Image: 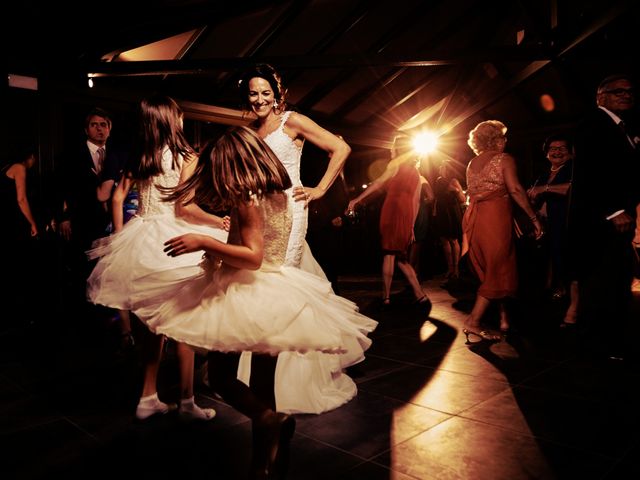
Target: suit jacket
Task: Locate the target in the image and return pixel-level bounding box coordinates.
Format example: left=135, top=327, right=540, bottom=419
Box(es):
left=569, top=108, right=640, bottom=263
left=57, top=142, right=127, bottom=248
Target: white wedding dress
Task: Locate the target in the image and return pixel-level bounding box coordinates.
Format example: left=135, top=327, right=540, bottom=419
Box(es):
left=238, top=112, right=372, bottom=414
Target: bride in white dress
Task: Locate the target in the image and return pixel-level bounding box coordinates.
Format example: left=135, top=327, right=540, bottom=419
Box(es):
left=237, top=64, right=369, bottom=414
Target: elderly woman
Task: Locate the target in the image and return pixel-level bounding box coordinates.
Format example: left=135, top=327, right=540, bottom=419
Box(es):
left=528, top=133, right=578, bottom=325
left=462, top=120, right=543, bottom=342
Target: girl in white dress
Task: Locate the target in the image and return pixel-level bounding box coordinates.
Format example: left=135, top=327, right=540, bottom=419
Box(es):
left=237, top=64, right=365, bottom=414
left=148, top=126, right=376, bottom=478
left=87, top=95, right=229, bottom=421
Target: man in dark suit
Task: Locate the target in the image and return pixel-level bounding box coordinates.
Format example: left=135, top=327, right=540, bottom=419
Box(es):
left=57, top=107, right=126, bottom=317
left=570, top=74, right=640, bottom=362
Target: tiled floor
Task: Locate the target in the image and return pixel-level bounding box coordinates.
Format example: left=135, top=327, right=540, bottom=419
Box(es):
left=1, top=275, right=639, bottom=479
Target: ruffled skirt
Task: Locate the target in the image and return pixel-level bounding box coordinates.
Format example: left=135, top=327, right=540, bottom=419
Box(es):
left=87, top=214, right=229, bottom=311
left=137, top=262, right=376, bottom=356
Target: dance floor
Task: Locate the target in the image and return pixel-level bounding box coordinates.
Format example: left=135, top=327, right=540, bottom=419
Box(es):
left=1, top=274, right=638, bottom=479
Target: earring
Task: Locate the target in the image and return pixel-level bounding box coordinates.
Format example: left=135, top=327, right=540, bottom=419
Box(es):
left=273, top=101, right=279, bottom=110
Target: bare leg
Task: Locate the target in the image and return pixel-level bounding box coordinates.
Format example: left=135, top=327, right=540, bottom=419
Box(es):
left=440, top=238, right=453, bottom=276
left=177, top=342, right=195, bottom=399
left=141, top=332, right=164, bottom=397
left=465, top=295, right=491, bottom=329
left=116, top=310, right=135, bottom=350
left=135, top=332, right=176, bottom=420
left=450, top=239, right=461, bottom=277
left=208, top=352, right=291, bottom=478
left=409, top=242, right=422, bottom=280
left=396, top=259, right=427, bottom=301
left=463, top=295, right=500, bottom=341
left=563, top=280, right=579, bottom=324
left=119, top=309, right=132, bottom=335
left=499, top=301, right=510, bottom=331
left=382, top=254, right=395, bottom=301
left=176, top=343, right=216, bottom=420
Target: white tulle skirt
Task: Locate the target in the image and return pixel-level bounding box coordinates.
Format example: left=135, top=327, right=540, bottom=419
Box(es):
left=87, top=214, right=229, bottom=311
left=87, top=214, right=376, bottom=358
left=136, top=262, right=375, bottom=356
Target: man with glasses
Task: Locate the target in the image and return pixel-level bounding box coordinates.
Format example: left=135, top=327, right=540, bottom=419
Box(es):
left=569, top=74, right=640, bottom=363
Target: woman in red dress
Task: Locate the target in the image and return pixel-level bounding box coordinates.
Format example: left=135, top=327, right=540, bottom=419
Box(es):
left=462, top=120, right=543, bottom=341
left=347, top=151, right=431, bottom=311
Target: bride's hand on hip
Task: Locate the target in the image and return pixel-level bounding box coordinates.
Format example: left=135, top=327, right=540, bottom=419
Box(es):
left=293, top=185, right=322, bottom=207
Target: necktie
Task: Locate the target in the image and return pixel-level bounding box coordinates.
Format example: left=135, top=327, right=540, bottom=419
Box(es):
left=96, top=147, right=105, bottom=174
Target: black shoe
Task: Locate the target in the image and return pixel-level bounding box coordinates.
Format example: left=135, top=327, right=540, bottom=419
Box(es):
left=414, top=296, right=432, bottom=316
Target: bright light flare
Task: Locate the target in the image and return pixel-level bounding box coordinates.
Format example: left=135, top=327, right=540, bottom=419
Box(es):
left=412, top=131, right=439, bottom=155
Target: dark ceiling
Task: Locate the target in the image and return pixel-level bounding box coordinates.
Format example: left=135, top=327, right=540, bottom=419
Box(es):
left=5, top=0, right=640, bottom=171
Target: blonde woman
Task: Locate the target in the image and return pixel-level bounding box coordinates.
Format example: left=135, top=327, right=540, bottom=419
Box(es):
left=462, top=120, right=543, bottom=342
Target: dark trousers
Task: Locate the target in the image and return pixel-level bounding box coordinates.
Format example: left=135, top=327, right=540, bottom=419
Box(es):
left=578, top=231, right=634, bottom=358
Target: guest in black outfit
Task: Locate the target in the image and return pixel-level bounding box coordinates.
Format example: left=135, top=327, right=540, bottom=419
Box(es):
left=432, top=161, right=464, bottom=283
left=56, top=107, right=127, bottom=319
left=569, top=74, right=640, bottom=361
left=1, top=145, right=39, bottom=326
left=528, top=133, right=578, bottom=325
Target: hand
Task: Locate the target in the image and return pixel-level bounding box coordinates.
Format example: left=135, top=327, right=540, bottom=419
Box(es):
left=30, top=225, right=39, bottom=237
left=345, top=199, right=358, bottom=216
left=610, top=212, right=634, bottom=233
left=527, top=186, right=540, bottom=201
left=59, top=220, right=72, bottom=241
left=221, top=215, right=231, bottom=232
left=532, top=218, right=544, bottom=240
left=164, top=233, right=205, bottom=257
left=293, top=185, right=323, bottom=208
left=331, top=216, right=343, bottom=227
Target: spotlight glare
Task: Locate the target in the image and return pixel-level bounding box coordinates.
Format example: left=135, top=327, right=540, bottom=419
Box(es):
left=88, top=77, right=94, bottom=88
left=412, top=131, right=438, bottom=155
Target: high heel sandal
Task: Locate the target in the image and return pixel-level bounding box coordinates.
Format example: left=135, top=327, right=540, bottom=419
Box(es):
left=463, top=328, right=501, bottom=343
left=381, top=297, right=391, bottom=310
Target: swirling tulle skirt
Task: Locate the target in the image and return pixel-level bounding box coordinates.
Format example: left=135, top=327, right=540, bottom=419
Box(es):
left=135, top=263, right=376, bottom=356
left=87, top=214, right=376, bottom=358
left=87, top=214, right=229, bottom=311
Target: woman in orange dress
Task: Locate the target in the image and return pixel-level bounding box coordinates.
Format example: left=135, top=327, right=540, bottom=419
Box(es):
left=462, top=120, right=543, bottom=341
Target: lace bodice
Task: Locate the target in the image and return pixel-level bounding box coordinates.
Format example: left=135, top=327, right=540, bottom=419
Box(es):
left=466, top=153, right=507, bottom=196
left=226, top=193, right=292, bottom=267
left=264, top=112, right=303, bottom=187
left=137, top=147, right=182, bottom=217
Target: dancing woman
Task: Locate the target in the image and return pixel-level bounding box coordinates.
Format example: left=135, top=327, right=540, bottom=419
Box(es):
left=237, top=64, right=372, bottom=415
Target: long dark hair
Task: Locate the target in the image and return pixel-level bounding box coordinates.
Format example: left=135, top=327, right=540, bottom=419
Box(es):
left=132, top=95, right=195, bottom=180
left=169, top=126, right=291, bottom=211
